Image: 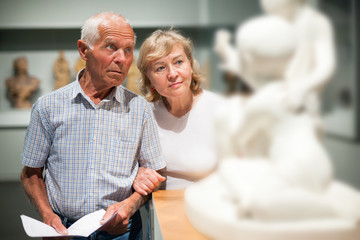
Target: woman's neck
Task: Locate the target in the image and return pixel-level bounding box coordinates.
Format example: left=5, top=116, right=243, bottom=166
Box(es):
left=162, top=89, right=202, bottom=117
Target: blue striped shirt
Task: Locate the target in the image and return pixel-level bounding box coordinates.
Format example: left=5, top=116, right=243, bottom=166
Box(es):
left=22, top=72, right=165, bottom=220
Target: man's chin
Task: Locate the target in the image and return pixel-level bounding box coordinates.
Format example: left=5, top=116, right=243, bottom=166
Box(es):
left=105, top=77, right=125, bottom=85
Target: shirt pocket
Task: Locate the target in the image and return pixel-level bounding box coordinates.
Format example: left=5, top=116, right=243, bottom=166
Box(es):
left=105, top=136, right=139, bottom=178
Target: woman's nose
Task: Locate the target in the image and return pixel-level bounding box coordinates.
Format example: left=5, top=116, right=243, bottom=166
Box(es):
left=167, top=65, right=178, bottom=80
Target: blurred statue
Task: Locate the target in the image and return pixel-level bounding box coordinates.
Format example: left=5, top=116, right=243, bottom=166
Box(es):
left=215, top=0, right=336, bottom=118
left=126, top=60, right=142, bottom=95
left=53, top=51, right=71, bottom=89
left=185, top=15, right=360, bottom=240
left=6, top=57, right=40, bottom=109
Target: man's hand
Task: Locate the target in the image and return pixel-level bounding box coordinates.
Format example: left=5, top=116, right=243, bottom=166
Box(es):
left=133, top=167, right=166, bottom=196
left=99, top=202, right=131, bottom=235
left=42, top=212, right=70, bottom=240
left=21, top=166, right=70, bottom=239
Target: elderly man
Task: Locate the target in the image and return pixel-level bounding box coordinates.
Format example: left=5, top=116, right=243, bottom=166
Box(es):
left=21, top=12, right=166, bottom=240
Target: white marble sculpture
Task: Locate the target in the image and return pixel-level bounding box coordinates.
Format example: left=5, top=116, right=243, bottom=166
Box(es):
left=215, top=0, right=336, bottom=118
left=185, top=13, right=360, bottom=240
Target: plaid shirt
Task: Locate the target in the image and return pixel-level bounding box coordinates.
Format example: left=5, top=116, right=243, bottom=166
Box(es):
left=22, top=71, right=165, bottom=220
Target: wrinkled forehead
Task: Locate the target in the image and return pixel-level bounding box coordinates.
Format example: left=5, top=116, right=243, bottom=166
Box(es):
left=98, top=19, right=135, bottom=42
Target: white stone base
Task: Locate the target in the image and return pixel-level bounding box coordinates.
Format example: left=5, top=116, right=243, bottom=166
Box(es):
left=185, top=173, right=360, bottom=240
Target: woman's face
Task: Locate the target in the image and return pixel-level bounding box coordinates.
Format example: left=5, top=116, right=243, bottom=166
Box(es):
left=146, top=44, right=193, bottom=99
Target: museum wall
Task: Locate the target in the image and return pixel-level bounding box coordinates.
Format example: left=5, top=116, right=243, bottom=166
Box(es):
left=0, top=0, right=360, bottom=191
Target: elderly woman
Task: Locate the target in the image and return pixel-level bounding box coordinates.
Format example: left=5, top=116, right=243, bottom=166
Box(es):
left=134, top=29, right=223, bottom=192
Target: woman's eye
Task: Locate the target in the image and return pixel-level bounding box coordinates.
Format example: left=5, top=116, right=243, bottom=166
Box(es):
left=155, top=66, right=165, bottom=72
left=175, top=60, right=183, bottom=65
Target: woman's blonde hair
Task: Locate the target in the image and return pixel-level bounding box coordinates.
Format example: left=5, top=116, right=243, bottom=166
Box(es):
left=137, top=29, right=203, bottom=102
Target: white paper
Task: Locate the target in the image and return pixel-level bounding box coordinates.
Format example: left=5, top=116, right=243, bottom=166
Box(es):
left=21, top=209, right=106, bottom=238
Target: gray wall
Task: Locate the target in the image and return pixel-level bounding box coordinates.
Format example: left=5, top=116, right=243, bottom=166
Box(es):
left=0, top=128, right=26, bottom=180
left=324, top=137, right=360, bottom=189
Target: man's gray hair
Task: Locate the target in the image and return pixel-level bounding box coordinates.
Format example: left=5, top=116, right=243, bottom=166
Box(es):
left=81, top=12, right=135, bottom=49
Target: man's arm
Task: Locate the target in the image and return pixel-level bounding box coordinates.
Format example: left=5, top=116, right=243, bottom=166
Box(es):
left=21, top=166, right=68, bottom=236
left=100, top=167, right=165, bottom=234
left=99, top=191, right=151, bottom=235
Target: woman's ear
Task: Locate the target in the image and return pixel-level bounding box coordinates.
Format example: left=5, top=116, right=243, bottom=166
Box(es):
left=77, top=40, right=89, bottom=61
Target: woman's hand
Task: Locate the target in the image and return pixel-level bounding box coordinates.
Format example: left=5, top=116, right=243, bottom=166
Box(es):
left=133, top=167, right=166, bottom=196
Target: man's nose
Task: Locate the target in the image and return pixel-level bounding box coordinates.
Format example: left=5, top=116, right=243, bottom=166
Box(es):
left=113, top=49, right=126, bottom=63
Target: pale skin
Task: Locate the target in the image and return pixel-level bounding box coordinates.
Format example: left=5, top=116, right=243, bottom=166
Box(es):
left=133, top=44, right=202, bottom=195
left=147, top=44, right=200, bottom=117
left=133, top=168, right=166, bottom=196
left=21, top=13, right=157, bottom=238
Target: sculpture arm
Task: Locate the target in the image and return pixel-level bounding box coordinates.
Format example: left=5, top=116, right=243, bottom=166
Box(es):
left=302, top=15, right=336, bottom=94
left=285, top=14, right=336, bottom=111
left=214, top=29, right=240, bottom=76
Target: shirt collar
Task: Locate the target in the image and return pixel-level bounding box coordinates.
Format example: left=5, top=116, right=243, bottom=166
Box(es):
left=113, top=85, right=124, bottom=103
left=71, top=69, right=85, bottom=100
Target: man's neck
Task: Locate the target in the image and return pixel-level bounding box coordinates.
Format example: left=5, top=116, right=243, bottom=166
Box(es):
left=78, top=70, right=114, bottom=106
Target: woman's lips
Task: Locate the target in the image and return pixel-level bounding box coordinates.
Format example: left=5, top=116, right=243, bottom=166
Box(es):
left=169, top=82, right=182, bottom=88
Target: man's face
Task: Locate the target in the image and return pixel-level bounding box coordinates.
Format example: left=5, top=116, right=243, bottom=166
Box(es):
left=86, top=20, right=135, bottom=89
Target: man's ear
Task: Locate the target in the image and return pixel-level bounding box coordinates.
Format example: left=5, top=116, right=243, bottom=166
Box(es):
left=77, top=40, right=89, bottom=61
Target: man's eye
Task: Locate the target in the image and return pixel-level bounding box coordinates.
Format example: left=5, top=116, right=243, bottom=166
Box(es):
left=125, top=47, right=133, bottom=53
left=107, top=45, right=116, bottom=50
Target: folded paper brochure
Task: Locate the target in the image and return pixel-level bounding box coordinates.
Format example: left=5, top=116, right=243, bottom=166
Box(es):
left=21, top=209, right=106, bottom=238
